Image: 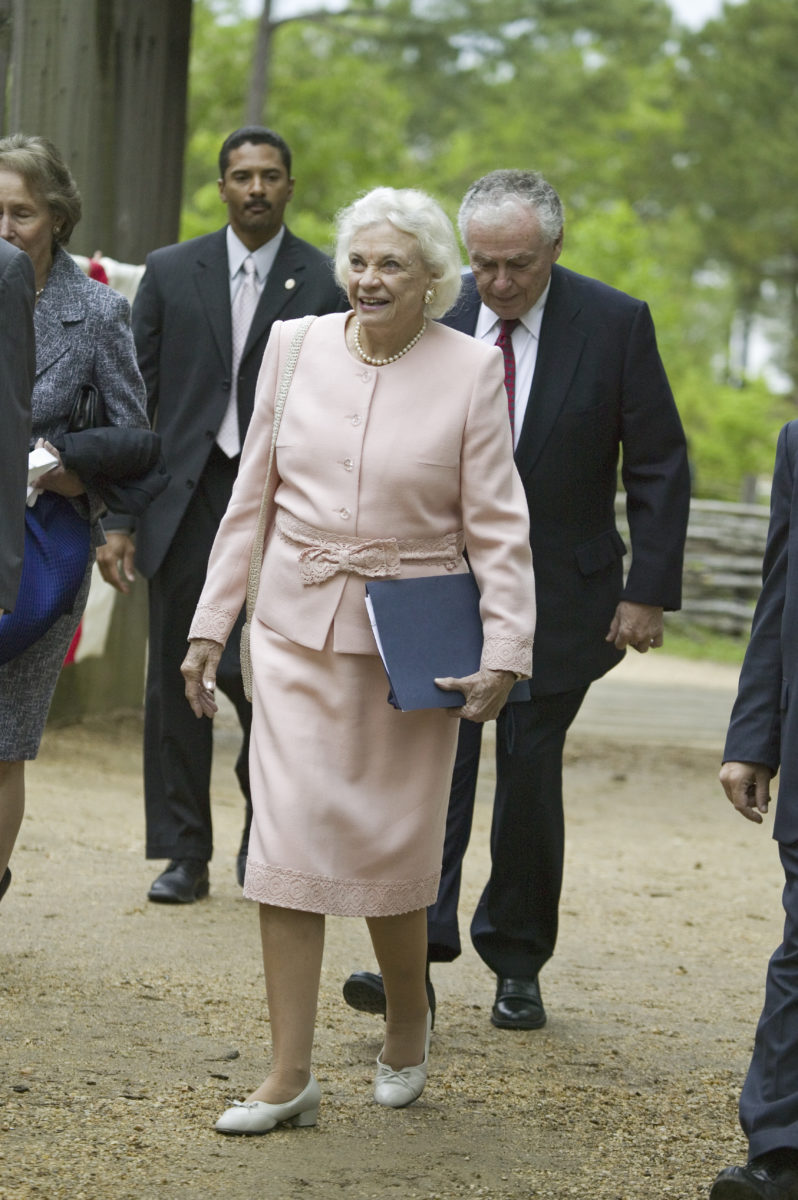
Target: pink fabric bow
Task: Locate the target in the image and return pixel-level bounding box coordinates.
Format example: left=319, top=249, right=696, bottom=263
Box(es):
left=297, top=539, right=402, bottom=586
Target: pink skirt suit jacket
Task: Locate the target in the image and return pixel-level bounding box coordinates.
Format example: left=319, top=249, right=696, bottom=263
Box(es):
left=190, top=313, right=535, bottom=916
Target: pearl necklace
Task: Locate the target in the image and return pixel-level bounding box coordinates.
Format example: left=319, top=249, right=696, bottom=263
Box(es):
left=354, top=318, right=426, bottom=365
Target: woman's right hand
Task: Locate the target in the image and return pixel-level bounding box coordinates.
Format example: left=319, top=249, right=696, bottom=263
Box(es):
left=181, top=638, right=223, bottom=719
left=435, top=667, right=517, bottom=722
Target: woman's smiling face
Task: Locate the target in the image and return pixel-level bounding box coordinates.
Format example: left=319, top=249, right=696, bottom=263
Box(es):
left=346, top=221, right=432, bottom=347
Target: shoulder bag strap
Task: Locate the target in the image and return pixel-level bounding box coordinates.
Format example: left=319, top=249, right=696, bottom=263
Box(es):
left=240, top=315, right=316, bottom=698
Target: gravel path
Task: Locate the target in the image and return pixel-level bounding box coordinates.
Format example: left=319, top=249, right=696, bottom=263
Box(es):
left=0, top=653, right=781, bottom=1200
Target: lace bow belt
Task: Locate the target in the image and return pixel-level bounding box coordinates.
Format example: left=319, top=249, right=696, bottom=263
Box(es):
left=275, top=510, right=465, bottom=586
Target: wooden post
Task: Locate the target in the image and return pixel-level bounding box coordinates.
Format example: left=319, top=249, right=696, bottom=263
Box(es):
left=7, top=0, right=193, bottom=720
left=9, top=0, right=192, bottom=261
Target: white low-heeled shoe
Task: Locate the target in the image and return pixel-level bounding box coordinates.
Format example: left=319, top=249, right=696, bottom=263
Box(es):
left=374, top=1010, right=432, bottom=1109
left=214, top=1074, right=321, bottom=1135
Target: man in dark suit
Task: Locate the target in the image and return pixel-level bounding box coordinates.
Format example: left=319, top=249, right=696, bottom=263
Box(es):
left=0, top=240, right=34, bottom=621
left=0, top=239, right=34, bottom=905
left=710, top=423, right=798, bottom=1200
left=344, top=168, right=690, bottom=1029
left=98, top=127, right=343, bottom=904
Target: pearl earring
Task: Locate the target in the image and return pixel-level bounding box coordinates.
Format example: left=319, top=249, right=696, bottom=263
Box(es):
left=424, top=287, right=436, bottom=306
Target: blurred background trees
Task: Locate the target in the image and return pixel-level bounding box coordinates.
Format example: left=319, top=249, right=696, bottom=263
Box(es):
left=182, top=0, right=798, bottom=500
left=4, top=0, right=796, bottom=500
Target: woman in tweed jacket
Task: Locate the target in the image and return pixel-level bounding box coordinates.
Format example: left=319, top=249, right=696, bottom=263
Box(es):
left=0, top=134, right=148, bottom=903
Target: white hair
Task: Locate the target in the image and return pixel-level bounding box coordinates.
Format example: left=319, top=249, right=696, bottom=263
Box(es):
left=334, top=187, right=462, bottom=319
left=458, top=169, right=564, bottom=248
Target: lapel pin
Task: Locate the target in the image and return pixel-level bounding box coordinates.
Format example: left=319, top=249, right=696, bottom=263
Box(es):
left=284, top=278, right=296, bottom=290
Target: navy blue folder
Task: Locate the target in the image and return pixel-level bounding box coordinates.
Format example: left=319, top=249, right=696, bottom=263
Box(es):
left=365, top=572, right=530, bottom=712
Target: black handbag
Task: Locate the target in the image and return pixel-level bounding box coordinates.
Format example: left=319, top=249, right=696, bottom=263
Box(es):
left=68, top=382, right=106, bottom=432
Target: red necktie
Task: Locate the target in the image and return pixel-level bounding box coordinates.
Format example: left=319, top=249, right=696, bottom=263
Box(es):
left=495, top=318, right=520, bottom=434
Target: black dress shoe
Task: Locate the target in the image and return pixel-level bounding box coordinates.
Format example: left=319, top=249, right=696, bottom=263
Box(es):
left=0, top=867, right=11, bottom=903
left=710, top=1151, right=798, bottom=1199
left=147, top=859, right=209, bottom=904
left=491, top=976, right=547, bottom=1030
left=342, top=969, right=437, bottom=1028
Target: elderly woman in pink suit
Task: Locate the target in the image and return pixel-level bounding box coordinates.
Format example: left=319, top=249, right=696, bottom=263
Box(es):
left=182, top=187, right=535, bottom=1133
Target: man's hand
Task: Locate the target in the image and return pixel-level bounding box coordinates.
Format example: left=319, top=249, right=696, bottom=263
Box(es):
left=181, top=638, right=223, bottom=719
left=719, top=760, right=773, bottom=824
left=606, top=601, right=664, bottom=653
left=96, top=532, right=136, bottom=594
left=435, top=667, right=517, bottom=722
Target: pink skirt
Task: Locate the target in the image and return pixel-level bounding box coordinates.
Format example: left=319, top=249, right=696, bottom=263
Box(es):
left=242, top=618, right=459, bottom=916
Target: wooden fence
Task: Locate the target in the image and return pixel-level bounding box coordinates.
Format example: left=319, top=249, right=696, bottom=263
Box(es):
left=616, top=495, right=770, bottom=638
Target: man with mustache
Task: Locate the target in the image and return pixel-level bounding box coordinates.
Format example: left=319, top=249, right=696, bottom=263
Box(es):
left=98, top=127, right=343, bottom=904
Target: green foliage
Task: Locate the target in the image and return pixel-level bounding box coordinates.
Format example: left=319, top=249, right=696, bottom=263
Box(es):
left=185, top=0, right=795, bottom=500
left=561, top=201, right=792, bottom=498
left=674, top=0, right=798, bottom=384
left=678, top=369, right=790, bottom=500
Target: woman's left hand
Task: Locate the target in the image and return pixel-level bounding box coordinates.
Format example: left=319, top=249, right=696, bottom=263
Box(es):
left=33, top=438, right=85, bottom=497
left=435, top=667, right=517, bottom=723
left=181, top=638, right=223, bottom=719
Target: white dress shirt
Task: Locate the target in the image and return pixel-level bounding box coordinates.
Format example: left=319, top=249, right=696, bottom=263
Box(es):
left=474, top=279, right=551, bottom=449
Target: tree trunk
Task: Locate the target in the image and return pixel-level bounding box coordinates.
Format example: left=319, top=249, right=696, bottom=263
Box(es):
left=0, top=0, right=13, bottom=134
left=10, top=0, right=192, bottom=262
left=246, top=0, right=273, bottom=125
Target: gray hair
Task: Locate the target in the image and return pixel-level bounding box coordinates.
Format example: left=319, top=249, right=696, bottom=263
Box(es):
left=334, top=187, right=462, bottom=319
left=0, top=133, right=82, bottom=246
left=458, top=169, right=564, bottom=248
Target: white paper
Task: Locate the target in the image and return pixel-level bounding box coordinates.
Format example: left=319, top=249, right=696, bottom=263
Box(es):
left=364, top=593, right=390, bottom=674
left=26, top=446, right=59, bottom=504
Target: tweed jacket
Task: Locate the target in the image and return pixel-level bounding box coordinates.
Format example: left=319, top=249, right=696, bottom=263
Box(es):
left=190, top=314, right=536, bottom=671
left=0, top=242, right=35, bottom=612
left=33, top=247, right=148, bottom=531
left=34, top=247, right=148, bottom=443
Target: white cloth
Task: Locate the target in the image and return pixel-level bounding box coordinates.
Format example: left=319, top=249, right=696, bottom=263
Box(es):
left=217, top=255, right=259, bottom=457
left=474, top=280, right=550, bottom=448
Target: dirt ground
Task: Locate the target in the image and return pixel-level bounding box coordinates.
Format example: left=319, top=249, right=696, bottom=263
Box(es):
left=0, top=656, right=785, bottom=1200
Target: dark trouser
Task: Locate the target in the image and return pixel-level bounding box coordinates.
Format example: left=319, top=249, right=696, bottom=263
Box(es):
left=144, top=446, right=252, bottom=861
left=740, top=839, right=798, bottom=1158
left=427, top=686, right=588, bottom=978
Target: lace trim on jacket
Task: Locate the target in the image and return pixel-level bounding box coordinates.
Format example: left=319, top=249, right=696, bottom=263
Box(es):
left=482, top=634, right=534, bottom=678
left=189, top=603, right=238, bottom=646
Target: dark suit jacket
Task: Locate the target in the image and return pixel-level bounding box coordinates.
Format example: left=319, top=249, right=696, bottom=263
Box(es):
left=0, top=242, right=35, bottom=612
left=444, top=265, right=690, bottom=695
left=128, top=225, right=344, bottom=579
left=724, top=420, right=798, bottom=844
